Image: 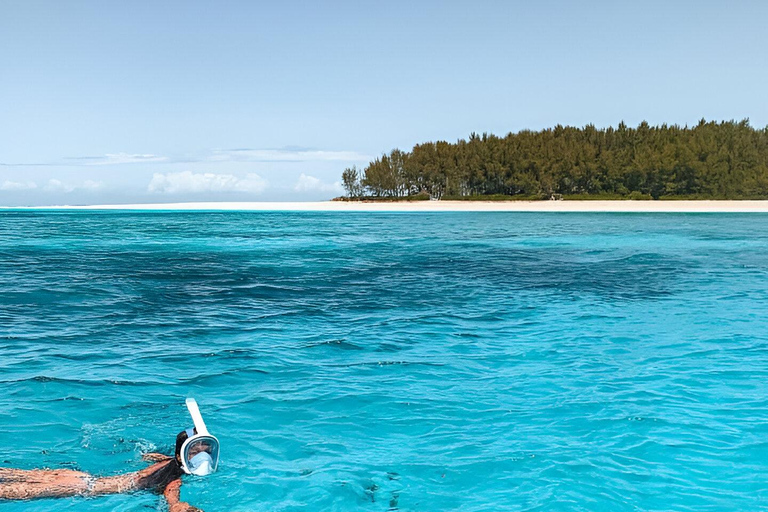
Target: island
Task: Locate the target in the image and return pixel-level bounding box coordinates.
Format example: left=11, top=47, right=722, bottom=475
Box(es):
left=338, top=120, right=768, bottom=201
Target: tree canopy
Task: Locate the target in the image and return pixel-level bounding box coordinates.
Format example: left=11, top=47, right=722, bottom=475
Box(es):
left=341, top=120, right=768, bottom=200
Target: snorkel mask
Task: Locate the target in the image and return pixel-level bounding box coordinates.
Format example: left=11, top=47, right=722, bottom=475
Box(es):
left=179, top=398, right=220, bottom=476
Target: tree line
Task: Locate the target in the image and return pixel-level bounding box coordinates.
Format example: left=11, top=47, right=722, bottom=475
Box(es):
left=341, top=120, right=768, bottom=200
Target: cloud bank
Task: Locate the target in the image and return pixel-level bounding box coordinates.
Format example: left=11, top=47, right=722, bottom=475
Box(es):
left=1, top=145, right=365, bottom=204
left=148, top=171, right=268, bottom=194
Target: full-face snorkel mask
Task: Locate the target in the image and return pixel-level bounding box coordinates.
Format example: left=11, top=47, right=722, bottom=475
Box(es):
left=179, top=398, right=220, bottom=476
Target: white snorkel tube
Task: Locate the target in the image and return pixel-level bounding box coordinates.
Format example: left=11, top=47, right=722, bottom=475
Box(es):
left=186, top=398, right=211, bottom=436
left=179, top=398, right=220, bottom=476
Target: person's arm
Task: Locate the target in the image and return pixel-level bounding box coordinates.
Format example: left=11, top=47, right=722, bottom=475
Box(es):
left=163, top=479, right=203, bottom=512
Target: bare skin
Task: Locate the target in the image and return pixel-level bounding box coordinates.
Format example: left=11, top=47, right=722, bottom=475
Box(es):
left=164, top=478, right=203, bottom=512
left=0, top=454, right=202, bottom=511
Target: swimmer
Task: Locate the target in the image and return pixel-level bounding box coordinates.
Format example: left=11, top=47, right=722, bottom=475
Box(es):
left=0, top=399, right=219, bottom=512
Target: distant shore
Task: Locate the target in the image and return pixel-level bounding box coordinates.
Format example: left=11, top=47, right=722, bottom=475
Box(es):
left=5, top=200, right=768, bottom=212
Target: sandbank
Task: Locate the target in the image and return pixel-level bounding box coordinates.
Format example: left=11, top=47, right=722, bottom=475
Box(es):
left=5, top=200, right=768, bottom=212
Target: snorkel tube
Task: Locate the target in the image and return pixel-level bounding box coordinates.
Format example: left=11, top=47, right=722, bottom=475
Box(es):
left=179, top=398, right=220, bottom=476
left=186, top=398, right=211, bottom=437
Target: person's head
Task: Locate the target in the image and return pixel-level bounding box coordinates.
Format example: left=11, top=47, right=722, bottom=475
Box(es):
left=175, top=427, right=219, bottom=475
left=176, top=399, right=220, bottom=476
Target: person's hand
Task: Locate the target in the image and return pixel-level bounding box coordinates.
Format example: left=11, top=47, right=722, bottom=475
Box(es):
left=142, top=452, right=170, bottom=462
left=170, top=504, right=203, bottom=512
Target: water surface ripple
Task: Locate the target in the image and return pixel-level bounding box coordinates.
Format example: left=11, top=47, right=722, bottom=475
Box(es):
left=1, top=212, right=767, bottom=511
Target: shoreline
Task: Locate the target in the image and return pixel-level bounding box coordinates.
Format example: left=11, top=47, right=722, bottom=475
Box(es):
left=3, top=200, right=768, bottom=212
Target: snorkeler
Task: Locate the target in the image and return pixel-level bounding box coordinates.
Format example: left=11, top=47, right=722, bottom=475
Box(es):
left=0, top=398, right=219, bottom=512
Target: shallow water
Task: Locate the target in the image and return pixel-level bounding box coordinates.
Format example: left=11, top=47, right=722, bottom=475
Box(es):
left=1, top=211, right=767, bottom=511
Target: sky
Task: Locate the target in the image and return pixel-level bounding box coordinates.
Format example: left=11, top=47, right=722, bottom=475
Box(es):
left=1, top=0, right=767, bottom=205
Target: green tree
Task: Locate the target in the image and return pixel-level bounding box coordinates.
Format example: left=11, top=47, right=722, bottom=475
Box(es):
left=341, top=166, right=363, bottom=198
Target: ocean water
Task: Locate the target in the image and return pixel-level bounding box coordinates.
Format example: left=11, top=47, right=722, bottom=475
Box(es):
left=1, top=211, right=767, bottom=511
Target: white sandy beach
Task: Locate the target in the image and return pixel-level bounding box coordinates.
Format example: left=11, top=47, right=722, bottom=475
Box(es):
left=7, top=200, right=768, bottom=212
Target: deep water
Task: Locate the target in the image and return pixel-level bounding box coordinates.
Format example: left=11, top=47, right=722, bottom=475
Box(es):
left=1, top=211, right=768, bottom=511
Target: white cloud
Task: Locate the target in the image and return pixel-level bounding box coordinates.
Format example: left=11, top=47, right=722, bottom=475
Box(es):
left=294, top=173, right=344, bottom=193
left=44, top=179, right=75, bottom=192
left=148, top=171, right=268, bottom=194
left=85, top=153, right=168, bottom=166
left=210, top=148, right=370, bottom=163
left=0, top=180, right=38, bottom=191
left=42, top=179, right=104, bottom=193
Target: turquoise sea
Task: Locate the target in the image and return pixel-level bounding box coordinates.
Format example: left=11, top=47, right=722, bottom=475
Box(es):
left=1, top=211, right=767, bottom=511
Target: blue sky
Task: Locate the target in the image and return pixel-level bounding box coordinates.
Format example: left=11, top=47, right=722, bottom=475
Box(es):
left=1, top=0, right=767, bottom=205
